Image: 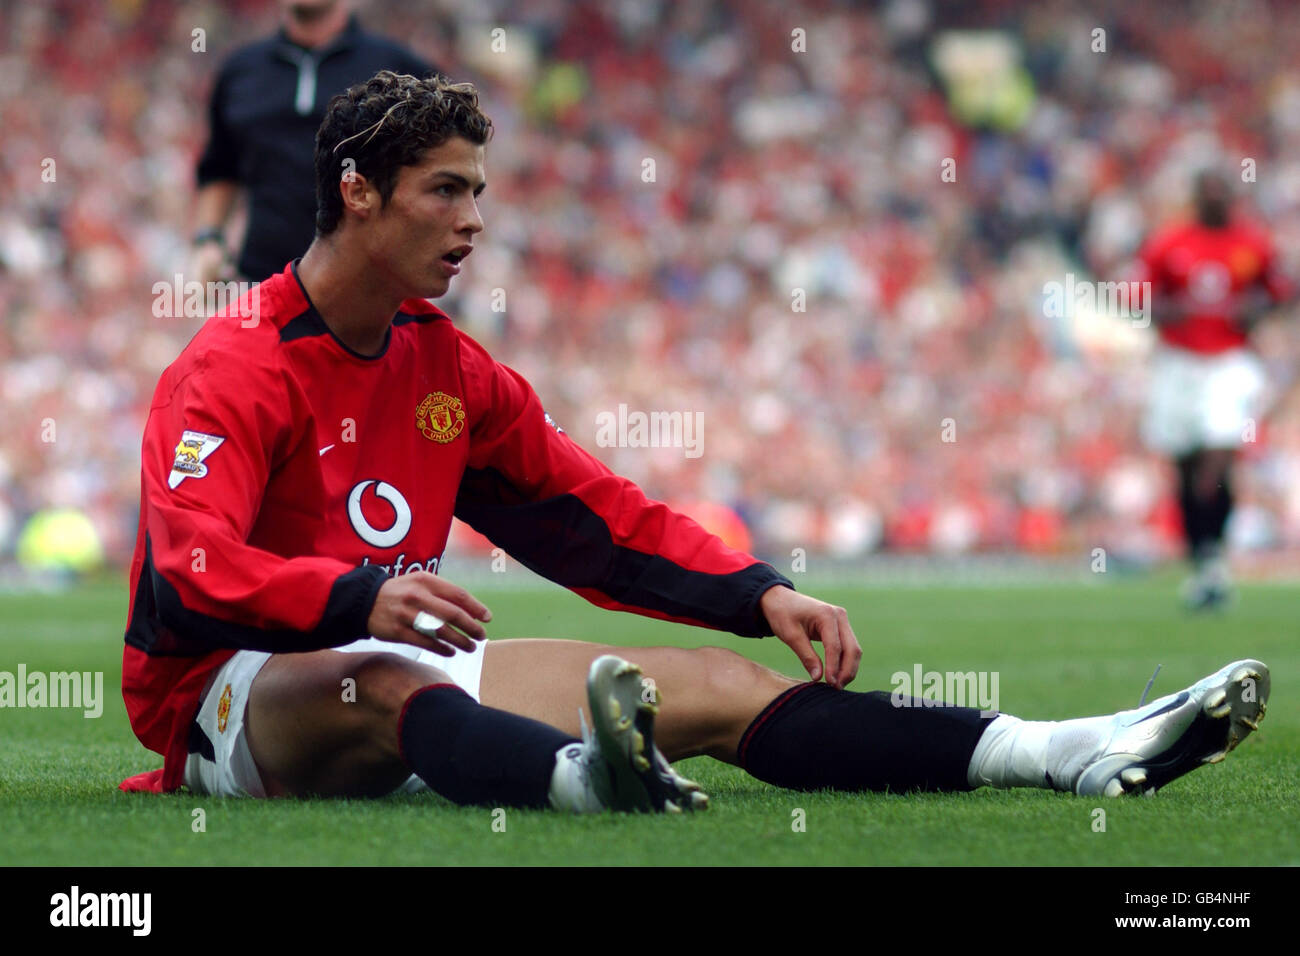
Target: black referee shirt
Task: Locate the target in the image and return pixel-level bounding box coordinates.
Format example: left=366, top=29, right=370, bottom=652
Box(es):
left=196, top=15, right=434, bottom=280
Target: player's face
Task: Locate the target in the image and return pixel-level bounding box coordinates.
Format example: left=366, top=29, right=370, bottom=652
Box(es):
left=371, top=136, right=486, bottom=300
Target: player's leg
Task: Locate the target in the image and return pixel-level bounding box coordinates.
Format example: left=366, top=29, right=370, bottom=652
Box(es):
left=229, top=645, right=695, bottom=811
left=237, top=643, right=703, bottom=811
left=1192, top=446, right=1235, bottom=555
left=1175, top=445, right=1233, bottom=608
left=1180, top=348, right=1265, bottom=607
left=243, top=648, right=579, bottom=804
left=1183, top=445, right=1236, bottom=609
left=482, top=641, right=1269, bottom=797
left=1175, top=449, right=1209, bottom=561
left=480, top=640, right=800, bottom=761
left=1150, top=349, right=1229, bottom=607
left=482, top=640, right=993, bottom=791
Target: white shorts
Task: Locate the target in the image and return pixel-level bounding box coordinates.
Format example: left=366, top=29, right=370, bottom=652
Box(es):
left=183, top=637, right=487, bottom=798
left=1143, top=345, right=1266, bottom=455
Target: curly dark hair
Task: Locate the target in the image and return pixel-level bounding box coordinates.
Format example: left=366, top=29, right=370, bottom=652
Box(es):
left=314, top=71, right=493, bottom=235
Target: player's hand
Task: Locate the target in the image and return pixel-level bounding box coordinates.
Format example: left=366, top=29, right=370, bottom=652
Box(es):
left=366, top=572, right=492, bottom=657
left=191, top=239, right=233, bottom=286
left=759, top=585, right=860, bottom=689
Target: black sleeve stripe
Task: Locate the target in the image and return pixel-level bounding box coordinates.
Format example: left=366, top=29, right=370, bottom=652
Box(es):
left=188, top=720, right=216, bottom=761
left=124, top=533, right=387, bottom=656
left=454, top=467, right=793, bottom=637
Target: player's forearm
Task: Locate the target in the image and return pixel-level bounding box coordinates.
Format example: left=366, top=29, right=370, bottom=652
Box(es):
left=456, top=474, right=793, bottom=635
left=144, top=497, right=386, bottom=652
left=1235, top=288, right=1282, bottom=334
left=193, top=180, right=239, bottom=237
left=148, top=539, right=387, bottom=653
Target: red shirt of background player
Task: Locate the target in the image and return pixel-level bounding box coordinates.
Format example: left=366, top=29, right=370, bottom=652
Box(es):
left=1134, top=219, right=1290, bottom=354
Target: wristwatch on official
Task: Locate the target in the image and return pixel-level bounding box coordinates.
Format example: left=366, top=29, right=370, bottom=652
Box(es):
left=192, top=227, right=225, bottom=247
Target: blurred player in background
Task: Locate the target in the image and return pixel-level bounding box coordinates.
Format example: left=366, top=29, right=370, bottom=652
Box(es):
left=191, top=0, right=434, bottom=284
left=1133, top=170, right=1292, bottom=609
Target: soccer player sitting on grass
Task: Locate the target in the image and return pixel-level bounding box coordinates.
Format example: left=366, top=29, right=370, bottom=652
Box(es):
left=121, top=71, right=1269, bottom=811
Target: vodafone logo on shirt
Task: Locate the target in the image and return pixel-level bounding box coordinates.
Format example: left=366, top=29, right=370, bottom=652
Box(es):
left=1187, top=261, right=1232, bottom=305
left=346, top=480, right=442, bottom=577
left=347, top=480, right=412, bottom=547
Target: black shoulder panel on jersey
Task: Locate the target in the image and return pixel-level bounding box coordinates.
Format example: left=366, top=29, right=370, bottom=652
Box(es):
left=279, top=308, right=326, bottom=343
left=454, top=467, right=791, bottom=637
left=392, top=310, right=442, bottom=327
left=124, top=534, right=388, bottom=655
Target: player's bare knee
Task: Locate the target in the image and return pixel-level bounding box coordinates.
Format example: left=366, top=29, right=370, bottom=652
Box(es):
left=691, top=646, right=790, bottom=701
left=342, top=652, right=453, bottom=751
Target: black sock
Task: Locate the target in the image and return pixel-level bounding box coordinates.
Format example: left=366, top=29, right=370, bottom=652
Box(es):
left=1176, top=452, right=1207, bottom=558
left=397, top=684, right=577, bottom=808
left=1178, top=452, right=1234, bottom=563
left=1204, top=471, right=1233, bottom=551
left=738, top=683, right=996, bottom=792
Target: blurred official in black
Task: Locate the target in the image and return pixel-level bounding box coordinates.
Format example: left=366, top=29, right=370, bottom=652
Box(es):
left=191, top=0, right=435, bottom=282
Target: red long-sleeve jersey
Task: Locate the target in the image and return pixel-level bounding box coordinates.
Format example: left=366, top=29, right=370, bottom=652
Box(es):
left=1134, top=220, right=1289, bottom=354
left=122, top=263, right=791, bottom=792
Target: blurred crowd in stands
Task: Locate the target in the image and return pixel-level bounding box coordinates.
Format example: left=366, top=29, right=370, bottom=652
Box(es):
left=4, top=0, right=1300, bottom=572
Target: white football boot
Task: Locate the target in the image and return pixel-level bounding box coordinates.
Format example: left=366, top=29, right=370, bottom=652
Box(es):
left=550, top=655, right=708, bottom=813
left=1073, top=659, right=1269, bottom=797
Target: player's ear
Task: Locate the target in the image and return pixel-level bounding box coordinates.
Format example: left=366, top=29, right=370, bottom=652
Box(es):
left=338, top=172, right=376, bottom=221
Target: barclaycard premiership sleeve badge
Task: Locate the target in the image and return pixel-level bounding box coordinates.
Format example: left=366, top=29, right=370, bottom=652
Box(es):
left=168, top=430, right=226, bottom=489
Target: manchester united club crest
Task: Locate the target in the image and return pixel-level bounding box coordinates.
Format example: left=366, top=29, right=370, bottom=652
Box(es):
left=1229, top=245, right=1261, bottom=281
left=216, top=683, right=233, bottom=734
left=416, top=391, right=466, bottom=443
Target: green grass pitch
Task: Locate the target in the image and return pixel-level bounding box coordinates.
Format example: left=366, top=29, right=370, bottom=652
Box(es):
left=1, top=574, right=1296, bottom=866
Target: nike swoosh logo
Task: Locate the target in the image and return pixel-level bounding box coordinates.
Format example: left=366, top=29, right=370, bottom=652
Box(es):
left=1130, top=691, right=1190, bottom=725
left=318, top=444, right=335, bottom=456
